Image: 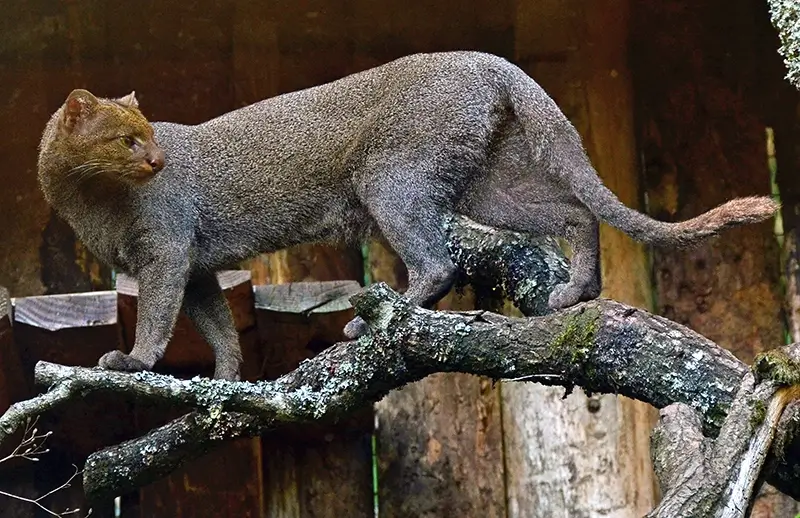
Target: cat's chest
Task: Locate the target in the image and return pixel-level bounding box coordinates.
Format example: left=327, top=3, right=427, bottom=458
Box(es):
left=70, top=218, right=126, bottom=270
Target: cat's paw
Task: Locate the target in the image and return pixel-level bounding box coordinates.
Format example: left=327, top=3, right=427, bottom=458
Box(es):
left=547, top=283, right=584, bottom=310
left=343, top=316, right=370, bottom=339
left=214, top=362, right=241, bottom=381
left=98, top=350, right=149, bottom=372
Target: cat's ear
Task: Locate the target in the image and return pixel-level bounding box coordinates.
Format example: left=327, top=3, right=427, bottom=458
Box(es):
left=63, top=89, right=98, bottom=132
left=117, top=91, right=139, bottom=109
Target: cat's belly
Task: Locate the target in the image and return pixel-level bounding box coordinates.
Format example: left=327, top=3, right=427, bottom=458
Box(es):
left=192, top=196, right=374, bottom=270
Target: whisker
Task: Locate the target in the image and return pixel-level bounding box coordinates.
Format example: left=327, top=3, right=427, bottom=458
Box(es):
left=65, top=160, right=116, bottom=182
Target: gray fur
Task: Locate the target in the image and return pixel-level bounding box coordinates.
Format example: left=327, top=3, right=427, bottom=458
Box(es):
left=37, top=51, right=778, bottom=380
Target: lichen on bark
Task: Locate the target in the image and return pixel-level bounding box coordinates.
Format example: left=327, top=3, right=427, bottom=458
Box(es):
left=769, top=0, right=800, bottom=89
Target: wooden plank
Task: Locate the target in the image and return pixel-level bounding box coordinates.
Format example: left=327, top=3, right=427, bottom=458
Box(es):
left=37, top=0, right=113, bottom=295
left=14, top=290, right=121, bottom=388
left=0, top=286, right=26, bottom=421
left=228, top=5, right=373, bottom=514
left=135, top=433, right=264, bottom=518
left=255, top=281, right=360, bottom=381
left=12, top=290, right=131, bottom=516
left=103, top=0, right=235, bottom=124
left=0, top=286, right=36, bottom=518
left=631, top=1, right=797, bottom=515
left=234, top=1, right=365, bottom=287
left=255, top=282, right=373, bottom=518
left=0, top=0, right=98, bottom=298
left=116, top=271, right=261, bottom=380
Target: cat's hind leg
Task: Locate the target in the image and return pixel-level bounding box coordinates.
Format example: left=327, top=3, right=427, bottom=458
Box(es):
left=345, top=173, right=458, bottom=339
left=466, top=189, right=602, bottom=310
left=547, top=216, right=601, bottom=309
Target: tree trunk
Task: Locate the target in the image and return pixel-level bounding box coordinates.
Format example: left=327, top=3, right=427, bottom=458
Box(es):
left=631, top=0, right=798, bottom=515
left=504, top=2, right=658, bottom=516
left=371, top=237, right=507, bottom=518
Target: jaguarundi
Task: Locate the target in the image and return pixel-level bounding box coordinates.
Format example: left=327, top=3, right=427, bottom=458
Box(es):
left=37, top=51, right=778, bottom=380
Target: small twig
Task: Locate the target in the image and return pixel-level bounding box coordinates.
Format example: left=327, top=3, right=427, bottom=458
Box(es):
left=0, top=465, right=88, bottom=517
left=0, top=419, right=90, bottom=517
left=0, top=416, right=52, bottom=464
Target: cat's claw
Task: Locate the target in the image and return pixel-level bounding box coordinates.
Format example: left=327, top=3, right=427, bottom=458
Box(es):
left=343, top=316, right=370, bottom=339
left=98, top=350, right=149, bottom=373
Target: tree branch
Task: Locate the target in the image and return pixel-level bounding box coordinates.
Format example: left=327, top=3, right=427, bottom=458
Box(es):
left=0, top=285, right=756, bottom=501
left=0, top=215, right=798, bottom=508
left=648, top=345, right=800, bottom=517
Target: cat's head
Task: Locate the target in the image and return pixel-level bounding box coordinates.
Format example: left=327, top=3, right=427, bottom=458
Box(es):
left=51, top=89, right=166, bottom=184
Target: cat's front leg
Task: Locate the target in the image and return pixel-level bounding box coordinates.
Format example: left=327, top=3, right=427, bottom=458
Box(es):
left=98, top=255, right=190, bottom=374
left=182, top=273, right=242, bottom=381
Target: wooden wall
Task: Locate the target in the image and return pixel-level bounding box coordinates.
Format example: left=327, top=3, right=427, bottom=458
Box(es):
left=0, top=0, right=798, bottom=517
left=631, top=0, right=800, bottom=514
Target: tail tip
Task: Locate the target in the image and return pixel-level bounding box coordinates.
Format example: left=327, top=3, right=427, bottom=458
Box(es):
left=739, top=195, right=781, bottom=220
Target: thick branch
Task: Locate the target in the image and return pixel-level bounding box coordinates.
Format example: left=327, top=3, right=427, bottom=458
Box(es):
left=1, top=283, right=756, bottom=500
left=0, top=216, right=797, bottom=505
left=444, top=214, right=569, bottom=316
left=83, top=411, right=261, bottom=500
left=649, top=345, right=800, bottom=517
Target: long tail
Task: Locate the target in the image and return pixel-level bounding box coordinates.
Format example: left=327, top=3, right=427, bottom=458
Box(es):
left=571, top=178, right=778, bottom=247
left=503, top=64, right=779, bottom=248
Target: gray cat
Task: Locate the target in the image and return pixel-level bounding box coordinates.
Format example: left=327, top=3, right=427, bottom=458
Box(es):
left=37, top=51, right=778, bottom=380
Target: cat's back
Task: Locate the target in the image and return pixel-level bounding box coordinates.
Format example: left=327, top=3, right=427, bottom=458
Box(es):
left=168, top=50, right=517, bottom=159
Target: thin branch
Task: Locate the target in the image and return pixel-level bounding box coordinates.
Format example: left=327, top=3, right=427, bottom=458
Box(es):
left=0, top=466, right=87, bottom=517
left=0, top=381, right=75, bottom=446
left=0, top=417, right=52, bottom=464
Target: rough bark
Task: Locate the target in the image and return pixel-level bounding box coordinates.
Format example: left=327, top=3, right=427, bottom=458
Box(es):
left=374, top=214, right=567, bottom=518
left=2, top=214, right=798, bottom=512
left=0, top=284, right=786, bottom=505
left=649, top=345, right=800, bottom=517
left=508, top=1, right=659, bottom=515
left=768, top=0, right=800, bottom=89
left=632, top=2, right=794, bottom=514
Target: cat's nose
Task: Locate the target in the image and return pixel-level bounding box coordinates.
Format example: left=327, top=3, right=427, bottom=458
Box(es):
left=147, top=152, right=164, bottom=173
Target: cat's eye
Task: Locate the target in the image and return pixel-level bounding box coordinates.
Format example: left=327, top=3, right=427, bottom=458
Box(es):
left=119, top=135, right=136, bottom=148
